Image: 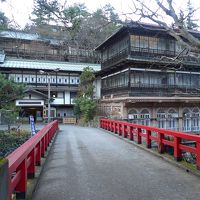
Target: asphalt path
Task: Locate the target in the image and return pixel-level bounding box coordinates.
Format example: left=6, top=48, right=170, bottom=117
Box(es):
left=33, top=125, right=200, bottom=200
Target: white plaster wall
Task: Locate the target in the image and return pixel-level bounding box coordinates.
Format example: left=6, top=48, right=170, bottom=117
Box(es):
left=51, top=98, right=64, bottom=105
left=65, top=91, right=70, bottom=104
left=23, top=93, right=43, bottom=100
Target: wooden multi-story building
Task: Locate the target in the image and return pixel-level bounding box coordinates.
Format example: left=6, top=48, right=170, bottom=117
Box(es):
left=0, top=29, right=99, bottom=63
left=0, top=29, right=100, bottom=122
left=96, top=22, right=200, bottom=132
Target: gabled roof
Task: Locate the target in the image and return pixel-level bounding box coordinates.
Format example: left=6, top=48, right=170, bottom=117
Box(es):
left=0, top=57, right=101, bottom=72
left=95, top=22, right=168, bottom=50
left=95, top=22, right=200, bottom=51
left=25, top=88, right=48, bottom=99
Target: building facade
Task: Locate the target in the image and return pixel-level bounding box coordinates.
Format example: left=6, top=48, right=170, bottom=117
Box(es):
left=96, top=23, right=200, bottom=132
left=0, top=29, right=100, bottom=122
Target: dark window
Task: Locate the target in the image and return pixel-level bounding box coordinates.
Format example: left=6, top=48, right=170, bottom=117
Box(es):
left=32, top=78, right=34, bottom=82
left=25, top=77, right=27, bottom=81
left=59, top=78, right=61, bottom=83
left=29, top=94, right=31, bottom=99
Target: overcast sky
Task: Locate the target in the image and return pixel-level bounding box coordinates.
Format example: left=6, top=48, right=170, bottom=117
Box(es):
left=0, top=0, right=199, bottom=28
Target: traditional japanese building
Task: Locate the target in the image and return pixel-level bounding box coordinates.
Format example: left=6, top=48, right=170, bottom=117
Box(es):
left=0, top=29, right=100, bottom=122
left=96, top=22, right=200, bottom=132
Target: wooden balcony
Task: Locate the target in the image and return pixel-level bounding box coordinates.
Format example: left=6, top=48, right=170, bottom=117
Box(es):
left=101, top=83, right=200, bottom=97
left=101, top=47, right=200, bottom=70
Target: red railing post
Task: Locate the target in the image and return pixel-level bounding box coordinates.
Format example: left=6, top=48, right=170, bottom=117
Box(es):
left=174, top=137, right=182, bottom=161
left=119, top=123, right=122, bottom=136
left=41, top=137, right=45, bottom=157
left=45, top=133, right=48, bottom=149
left=137, top=128, right=142, bottom=144
left=15, top=160, right=27, bottom=199
left=117, top=122, right=120, bottom=134
left=27, top=149, right=35, bottom=178
left=109, top=121, right=112, bottom=131
left=113, top=122, right=117, bottom=133
left=110, top=121, right=113, bottom=132
left=123, top=124, right=128, bottom=138
left=158, top=132, right=164, bottom=153
left=36, top=141, right=41, bottom=166
left=196, top=142, right=200, bottom=170
left=129, top=126, right=134, bottom=140
left=146, top=130, right=151, bottom=148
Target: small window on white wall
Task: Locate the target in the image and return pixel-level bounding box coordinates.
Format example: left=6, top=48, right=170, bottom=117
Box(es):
left=17, top=77, right=21, bottom=82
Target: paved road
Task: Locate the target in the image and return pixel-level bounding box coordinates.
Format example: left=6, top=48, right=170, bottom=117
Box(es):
left=33, top=125, right=200, bottom=200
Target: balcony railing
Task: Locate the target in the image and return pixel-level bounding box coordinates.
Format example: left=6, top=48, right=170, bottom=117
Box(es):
left=101, top=47, right=200, bottom=69
left=2, top=47, right=98, bottom=63
left=101, top=83, right=200, bottom=96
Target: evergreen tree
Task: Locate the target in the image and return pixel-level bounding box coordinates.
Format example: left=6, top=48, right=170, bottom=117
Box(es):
left=0, top=74, right=24, bottom=108
left=0, top=74, right=24, bottom=131
left=74, top=67, right=97, bottom=123
left=186, top=0, right=199, bottom=30
left=31, top=1, right=120, bottom=49
left=0, top=11, right=9, bottom=30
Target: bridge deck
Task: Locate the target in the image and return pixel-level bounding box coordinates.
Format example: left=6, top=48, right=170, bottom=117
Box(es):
left=33, top=125, right=200, bottom=200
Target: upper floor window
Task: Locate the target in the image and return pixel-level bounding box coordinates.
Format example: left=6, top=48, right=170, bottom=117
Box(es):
left=140, top=36, right=148, bottom=48
left=131, top=35, right=140, bottom=48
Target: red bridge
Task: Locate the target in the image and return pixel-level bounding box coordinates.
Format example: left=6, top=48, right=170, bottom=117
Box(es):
left=2, top=119, right=200, bottom=200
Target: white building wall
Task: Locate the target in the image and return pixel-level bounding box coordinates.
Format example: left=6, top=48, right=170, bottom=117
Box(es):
left=65, top=91, right=70, bottom=104
left=51, top=98, right=64, bottom=105
left=23, top=93, right=43, bottom=100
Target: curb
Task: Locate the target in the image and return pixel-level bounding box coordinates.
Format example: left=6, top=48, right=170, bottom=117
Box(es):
left=99, top=128, right=200, bottom=178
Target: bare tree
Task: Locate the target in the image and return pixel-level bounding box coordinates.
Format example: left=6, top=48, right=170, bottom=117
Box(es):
left=129, top=0, right=200, bottom=58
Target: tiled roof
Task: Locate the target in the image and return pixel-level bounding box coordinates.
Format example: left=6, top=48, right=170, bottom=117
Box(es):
left=0, top=58, right=101, bottom=72
left=0, top=30, right=63, bottom=45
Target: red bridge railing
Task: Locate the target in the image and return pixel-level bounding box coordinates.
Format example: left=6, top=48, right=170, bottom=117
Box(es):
left=6, top=120, right=58, bottom=200
left=100, top=118, right=200, bottom=169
